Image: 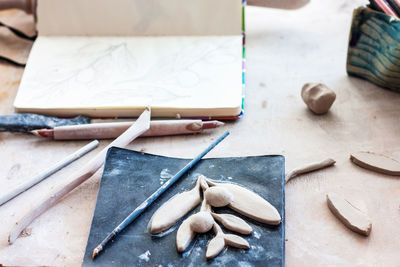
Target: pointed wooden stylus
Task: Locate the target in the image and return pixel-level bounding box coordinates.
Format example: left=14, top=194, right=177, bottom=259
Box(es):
left=8, top=107, right=151, bottom=244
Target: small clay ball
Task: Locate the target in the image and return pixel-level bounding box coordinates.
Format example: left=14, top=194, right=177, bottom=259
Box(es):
left=190, top=212, right=214, bottom=233
left=205, top=186, right=234, bottom=207
left=301, top=83, right=336, bottom=114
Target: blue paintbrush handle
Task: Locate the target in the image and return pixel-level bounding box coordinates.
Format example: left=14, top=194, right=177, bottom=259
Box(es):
left=92, top=131, right=230, bottom=259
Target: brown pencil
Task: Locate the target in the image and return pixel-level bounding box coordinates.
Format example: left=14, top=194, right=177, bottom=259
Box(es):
left=31, top=120, right=224, bottom=140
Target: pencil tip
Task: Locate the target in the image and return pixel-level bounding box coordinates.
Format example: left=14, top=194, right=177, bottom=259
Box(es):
left=30, top=129, right=54, bottom=138
left=214, top=121, right=225, bottom=127
left=30, top=130, right=39, bottom=136
left=202, top=120, right=224, bottom=129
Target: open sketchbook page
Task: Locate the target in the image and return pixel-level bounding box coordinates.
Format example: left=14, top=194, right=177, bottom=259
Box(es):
left=14, top=36, right=243, bottom=117
left=36, top=0, right=242, bottom=36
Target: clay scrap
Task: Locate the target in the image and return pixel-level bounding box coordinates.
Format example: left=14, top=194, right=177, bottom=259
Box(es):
left=350, top=152, right=400, bottom=176
left=326, top=193, right=372, bottom=236
left=301, top=83, right=336, bottom=114
left=286, top=158, right=336, bottom=183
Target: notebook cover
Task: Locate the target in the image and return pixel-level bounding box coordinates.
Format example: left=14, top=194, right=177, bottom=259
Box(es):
left=82, top=147, right=285, bottom=266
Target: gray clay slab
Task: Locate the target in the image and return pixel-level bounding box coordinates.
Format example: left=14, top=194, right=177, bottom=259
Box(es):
left=83, top=147, right=285, bottom=267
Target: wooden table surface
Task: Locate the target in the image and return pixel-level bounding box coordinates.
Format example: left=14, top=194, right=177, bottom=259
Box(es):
left=1, top=0, right=400, bottom=266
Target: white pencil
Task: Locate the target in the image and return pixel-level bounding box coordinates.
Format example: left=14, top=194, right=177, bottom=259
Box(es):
left=0, top=140, right=99, bottom=206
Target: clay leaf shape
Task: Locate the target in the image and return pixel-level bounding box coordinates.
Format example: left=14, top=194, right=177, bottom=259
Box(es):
left=206, top=235, right=225, bottom=260
left=326, top=192, right=372, bottom=236
left=150, top=177, right=201, bottom=234
left=223, top=234, right=249, bottom=249
left=206, top=180, right=281, bottom=225
left=211, top=212, right=252, bottom=235
left=176, top=217, right=196, bottom=252
left=206, top=223, right=249, bottom=260
left=350, top=152, right=400, bottom=176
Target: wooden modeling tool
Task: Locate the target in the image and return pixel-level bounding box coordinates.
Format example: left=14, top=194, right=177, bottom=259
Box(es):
left=31, top=120, right=224, bottom=140
left=0, top=140, right=99, bottom=206
left=91, top=131, right=230, bottom=259
left=8, top=107, right=151, bottom=244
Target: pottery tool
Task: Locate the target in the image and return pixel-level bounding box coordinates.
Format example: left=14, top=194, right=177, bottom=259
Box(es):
left=8, top=107, right=151, bottom=244
left=0, top=113, right=90, bottom=132
left=91, top=131, right=230, bottom=259
left=0, top=140, right=99, bottom=206
left=31, top=120, right=224, bottom=140
left=369, top=0, right=399, bottom=17
left=82, top=148, right=285, bottom=266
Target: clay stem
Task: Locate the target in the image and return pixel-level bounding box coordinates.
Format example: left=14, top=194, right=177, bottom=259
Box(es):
left=286, top=158, right=336, bottom=183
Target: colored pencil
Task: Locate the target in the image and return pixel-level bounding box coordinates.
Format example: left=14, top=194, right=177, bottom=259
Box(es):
left=31, top=120, right=224, bottom=140
left=8, top=107, right=151, bottom=244
left=386, top=0, right=400, bottom=16
left=91, top=131, right=230, bottom=259
left=0, top=140, right=99, bottom=206
left=370, top=0, right=399, bottom=17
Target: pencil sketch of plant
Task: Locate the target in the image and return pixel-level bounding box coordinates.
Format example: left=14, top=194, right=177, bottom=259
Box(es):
left=18, top=36, right=241, bottom=108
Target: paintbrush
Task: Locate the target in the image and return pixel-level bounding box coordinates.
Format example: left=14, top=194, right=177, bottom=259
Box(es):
left=91, top=131, right=230, bottom=259
left=31, top=120, right=224, bottom=140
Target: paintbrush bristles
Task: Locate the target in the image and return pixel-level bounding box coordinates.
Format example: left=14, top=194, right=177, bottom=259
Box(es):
left=92, top=246, right=102, bottom=259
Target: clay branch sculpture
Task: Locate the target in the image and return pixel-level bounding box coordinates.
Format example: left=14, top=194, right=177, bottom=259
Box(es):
left=150, top=174, right=280, bottom=260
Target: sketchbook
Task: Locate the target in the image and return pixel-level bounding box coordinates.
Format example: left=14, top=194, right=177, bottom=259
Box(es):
left=14, top=0, right=245, bottom=118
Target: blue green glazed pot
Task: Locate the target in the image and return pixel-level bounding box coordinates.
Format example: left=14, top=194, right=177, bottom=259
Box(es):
left=347, top=6, right=400, bottom=92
